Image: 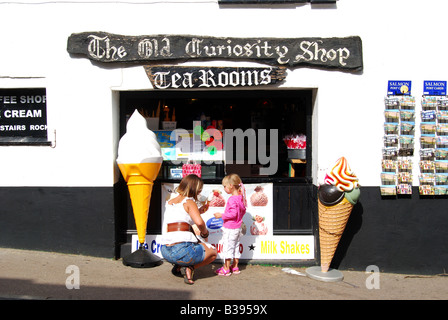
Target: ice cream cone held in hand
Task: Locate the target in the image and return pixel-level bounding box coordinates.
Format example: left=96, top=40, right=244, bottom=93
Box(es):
left=117, top=110, right=163, bottom=245
left=318, top=157, right=360, bottom=273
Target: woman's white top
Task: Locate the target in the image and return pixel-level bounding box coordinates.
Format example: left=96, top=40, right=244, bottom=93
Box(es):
left=160, top=196, right=198, bottom=245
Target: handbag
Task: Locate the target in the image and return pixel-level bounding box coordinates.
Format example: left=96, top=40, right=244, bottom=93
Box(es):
left=182, top=161, right=202, bottom=178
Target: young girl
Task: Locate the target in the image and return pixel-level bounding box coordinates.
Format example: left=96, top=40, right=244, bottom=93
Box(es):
left=214, top=173, right=247, bottom=276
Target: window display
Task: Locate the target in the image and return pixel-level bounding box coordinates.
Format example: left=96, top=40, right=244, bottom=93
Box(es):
left=120, top=90, right=310, bottom=179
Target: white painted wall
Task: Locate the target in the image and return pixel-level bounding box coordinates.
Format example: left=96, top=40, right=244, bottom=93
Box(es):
left=0, top=0, right=446, bottom=187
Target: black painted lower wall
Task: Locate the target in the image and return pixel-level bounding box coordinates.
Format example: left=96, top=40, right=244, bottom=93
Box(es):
left=330, top=186, right=448, bottom=275
left=0, top=187, right=115, bottom=258
left=0, top=185, right=447, bottom=274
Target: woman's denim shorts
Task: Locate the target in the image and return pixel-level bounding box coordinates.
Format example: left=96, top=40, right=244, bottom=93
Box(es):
left=161, top=242, right=205, bottom=266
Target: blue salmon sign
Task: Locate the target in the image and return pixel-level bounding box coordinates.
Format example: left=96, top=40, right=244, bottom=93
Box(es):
left=423, top=81, right=447, bottom=96
left=388, top=80, right=412, bottom=95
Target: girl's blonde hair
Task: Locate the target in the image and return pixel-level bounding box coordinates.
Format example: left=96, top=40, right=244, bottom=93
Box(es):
left=222, top=173, right=242, bottom=190
left=176, top=174, right=203, bottom=201
left=222, top=173, right=247, bottom=207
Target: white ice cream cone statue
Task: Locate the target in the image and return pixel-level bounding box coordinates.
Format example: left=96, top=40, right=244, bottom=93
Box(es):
left=117, top=110, right=163, bottom=267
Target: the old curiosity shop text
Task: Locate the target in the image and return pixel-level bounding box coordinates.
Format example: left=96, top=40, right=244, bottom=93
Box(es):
left=67, top=32, right=363, bottom=71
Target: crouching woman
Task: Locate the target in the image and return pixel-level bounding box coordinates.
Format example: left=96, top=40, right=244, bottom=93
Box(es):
left=160, top=174, right=217, bottom=285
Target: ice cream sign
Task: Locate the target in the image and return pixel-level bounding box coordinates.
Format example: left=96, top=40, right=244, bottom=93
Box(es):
left=133, top=182, right=315, bottom=260
left=0, top=88, right=48, bottom=143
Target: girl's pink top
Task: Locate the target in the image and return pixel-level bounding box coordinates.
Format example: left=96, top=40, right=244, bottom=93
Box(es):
left=221, top=195, right=246, bottom=229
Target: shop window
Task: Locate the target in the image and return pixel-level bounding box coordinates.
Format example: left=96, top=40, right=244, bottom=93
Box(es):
left=119, top=90, right=312, bottom=180
left=118, top=89, right=313, bottom=238
left=0, top=88, right=50, bottom=146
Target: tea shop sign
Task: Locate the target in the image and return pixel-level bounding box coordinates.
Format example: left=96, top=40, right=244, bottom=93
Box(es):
left=144, top=65, right=286, bottom=89
left=67, top=32, right=363, bottom=71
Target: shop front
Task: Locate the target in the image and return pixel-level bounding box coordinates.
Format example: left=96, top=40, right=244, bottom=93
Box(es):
left=3, top=1, right=448, bottom=275
left=81, top=32, right=354, bottom=265
left=115, top=88, right=316, bottom=264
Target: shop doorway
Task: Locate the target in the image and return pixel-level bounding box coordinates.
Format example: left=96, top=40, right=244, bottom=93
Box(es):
left=115, top=89, right=314, bottom=257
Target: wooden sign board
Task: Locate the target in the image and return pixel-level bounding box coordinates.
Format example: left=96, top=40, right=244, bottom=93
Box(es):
left=67, top=32, right=363, bottom=71
left=144, top=65, right=286, bottom=89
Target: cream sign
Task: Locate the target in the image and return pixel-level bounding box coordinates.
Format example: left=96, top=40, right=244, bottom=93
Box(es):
left=131, top=182, right=314, bottom=260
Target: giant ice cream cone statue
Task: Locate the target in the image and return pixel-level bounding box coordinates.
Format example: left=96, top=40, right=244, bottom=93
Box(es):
left=117, top=110, right=163, bottom=267
left=307, top=157, right=360, bottom=281
left=317, top=196, right=353, bottom=272
left=117, top=162, right=161, bottom=244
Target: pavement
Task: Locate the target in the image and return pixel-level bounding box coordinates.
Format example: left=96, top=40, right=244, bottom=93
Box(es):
left=1, top=247, right=448, bottom=304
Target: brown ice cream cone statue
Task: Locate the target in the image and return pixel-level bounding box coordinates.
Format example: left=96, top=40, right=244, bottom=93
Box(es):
left=318, top=198, right=353, bottom=272
left=118, top=162, right=162, bottom=245
left=307, top=157, right=360, bottom=281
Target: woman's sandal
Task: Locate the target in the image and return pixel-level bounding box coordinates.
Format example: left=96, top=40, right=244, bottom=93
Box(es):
left=171, top=264, right=182, bottom=277
left=181, top=266, right=195, bottom=285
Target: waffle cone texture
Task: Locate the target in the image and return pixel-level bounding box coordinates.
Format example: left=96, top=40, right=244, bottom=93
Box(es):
left=318, top=199, right=353, bottom=272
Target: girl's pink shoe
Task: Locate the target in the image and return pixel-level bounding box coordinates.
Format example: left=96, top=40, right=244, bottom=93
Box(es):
left=215, top=267, right=231, bottom=276
left=231, top=267, right=240, bottom=274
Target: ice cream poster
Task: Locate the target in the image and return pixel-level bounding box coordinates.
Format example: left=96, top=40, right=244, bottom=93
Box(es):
left=199, top=183, right=274, bottom=238
left=160, top=182, right=274, bottom=240
left=132, top=182, right=314, bottom=260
